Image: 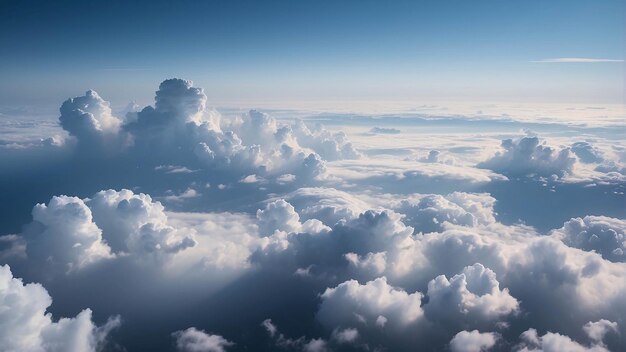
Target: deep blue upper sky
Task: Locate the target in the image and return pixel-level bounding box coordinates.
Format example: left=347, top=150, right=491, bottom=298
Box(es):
left=0, top=0, right=623, bottom=107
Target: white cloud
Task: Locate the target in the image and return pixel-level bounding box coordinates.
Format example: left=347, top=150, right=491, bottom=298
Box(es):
left=531, top=58, right=623, bottom=63
left=24, top=195, right=114, bottom=272
left=331, top=327, right=359, bottom=344
left=256, top=199, right=328, bottom=236
left=425, top=263, right=519, bottom=328
left=515, top=320, right=618, bottom=352
left=59, top=90, right=125, bottom=150
left=479, top=136, right=576, bottom=177
left=87, top=189, right=197, bottom=260
left=551, top=216, right=626, bottom=262
left=0, top=264, right=119, bottom=352
left=317, top=277, right=424, bottom=330
left=449, top=330, right=498, bottom=352
left=396, top=192, right=496, bottom=233
left=172, top=327, right=233, bottom=352
left=261, top=319, right=328, bottom=351
left=280, top=187, right=371, bottom=225
left=582, top=319, right=618, bottom=344
left=22, top=189, right=197, bottom=273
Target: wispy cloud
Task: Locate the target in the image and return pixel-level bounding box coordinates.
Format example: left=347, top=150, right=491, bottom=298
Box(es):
left=531, top=58, right=623, bottom=63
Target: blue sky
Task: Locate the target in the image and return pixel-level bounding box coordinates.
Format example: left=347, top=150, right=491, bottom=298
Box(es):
left=0, top=0, right=623, bottom=107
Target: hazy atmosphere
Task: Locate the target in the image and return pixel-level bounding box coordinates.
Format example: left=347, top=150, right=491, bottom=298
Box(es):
left=1, top=1, right=624, bottom=351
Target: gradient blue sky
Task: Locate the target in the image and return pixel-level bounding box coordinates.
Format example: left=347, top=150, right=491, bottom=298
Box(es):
left=0, top=0, right=623, bottom=108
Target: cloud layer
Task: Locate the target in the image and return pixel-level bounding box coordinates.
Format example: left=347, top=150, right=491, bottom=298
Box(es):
left=0, top=78, right=624, bottom=351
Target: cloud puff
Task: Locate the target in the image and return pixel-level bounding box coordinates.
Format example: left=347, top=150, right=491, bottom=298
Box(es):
left=571, top=142, right=604, bottom=164
left=87, top=189, right=197, bottom=261
left=261, top=319, right=329, bottom=352
left=21, top=189, right=197, bottom=273
left=317, top=277, right=424, bottom=331
left=582, top=319, right=618, bottom=344
left=396, top=192, right=496, bottom=233
left=172, top=327, right=233, bottom=352
left=252, top=207, right=416, bottom=282
left=449, top=330, right=498, bottom=352
left=256, top=199, right=329, bottom=237
left=291, top=119, right=361, bottom=161
left=24, top=195, right=114, bottom=272
left=515, top=319, right=618, bottom=352
left=418, top=150, right=456, bottom=165
left=0, top=264, right=119, bottom=352
left=59, top=90, right=127, bottom=152
left=280, top=187, right=371, bottom=225
left=56, top=79, right=359, bottom=185
left=479, top=136, right=576, bottom=177
left=425, top=263, right=519, bottom=328
left=551, top=216, right=625, bottom=262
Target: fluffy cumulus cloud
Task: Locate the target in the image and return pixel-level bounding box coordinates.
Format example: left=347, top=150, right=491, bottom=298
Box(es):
left=21, top=189, right=196, bottom=274
left=571, top=142, right=604, bottom=164
left=0, top=265, right=119, bottom=352
left=449, top=330, right=498, bottom=352
left=551, top=216, right=625, bottom=262
left=425, top=263, right=519, bottom=329
left=23, top=195, right=115, bottom=272
left=479, top=136, right=576, bottom=177
left=396, top=192, right=496, bottom=233
left=1, top=77, right=625, bottom=351
left=172, top=328, right=233, bottom=352
left=251, top=207, right=417, bottom=282
left=256, top=199, right=329, bottom=237
left=51, top=79, right=361, bottom=187
left=59, top=90, right=128, bottom=152
left=8, top=185, right=625, bottom=351
left=317, top=277, right=424, bottom=331
left=515, top=319, right=618, bottom=352
left=86, top=189, right=197, bottom=261
left=280, top=187, right=371, bottom=226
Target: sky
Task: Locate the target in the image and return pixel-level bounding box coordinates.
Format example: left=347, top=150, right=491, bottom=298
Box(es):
left=1, top=2, right=626, bottom=352
left=0, top=0, right=624, bottom=108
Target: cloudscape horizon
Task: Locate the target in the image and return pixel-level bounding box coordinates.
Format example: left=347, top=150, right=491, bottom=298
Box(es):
left=0, top=1, right=624, bottom=352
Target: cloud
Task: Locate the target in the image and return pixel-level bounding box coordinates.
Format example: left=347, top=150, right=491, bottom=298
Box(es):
left=369, top=127, right=401, bottom=134
left=0, top=264, right=119, bottom=352
left=172, top=327, right=233, bottom=352
left=571, top=142, right=604, bottom=164
left=52, top=79, right=359, bottom=189
left=515, top=320, right=618, bottom=352
left=582, top=319, right=618, bottom=344
left=256, top=199, right=328, bottom=236
left=24, top=195, right=114, bottom=273
left=425, top=263, right=519, bottom=328
left=395, top=192, right=496, bottom=233
left=328, top=158, right=506, bottom=194
left=280, top=187, right=371, bottom=225
left=21, top=189, right=197, bottom=274
left=331, top=327, right=359, bottom=344
left=531, top=58, right=623, bottom=63
left=87, top=189, right=197, bottom=260
left=1, top=77, right=625, bottom=351
left=418, top=150, right=456, bottom=165
left=317, top=277, right=424, bottom=331
left=551, top=216, right=625, bottom=262
left=478, top=136, right=576, bottom=177
left=261, top=319, right=328, bottom=351
left=449, top=330, right=498, bottom=352
left=59, top=90, right=129, bottom=153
